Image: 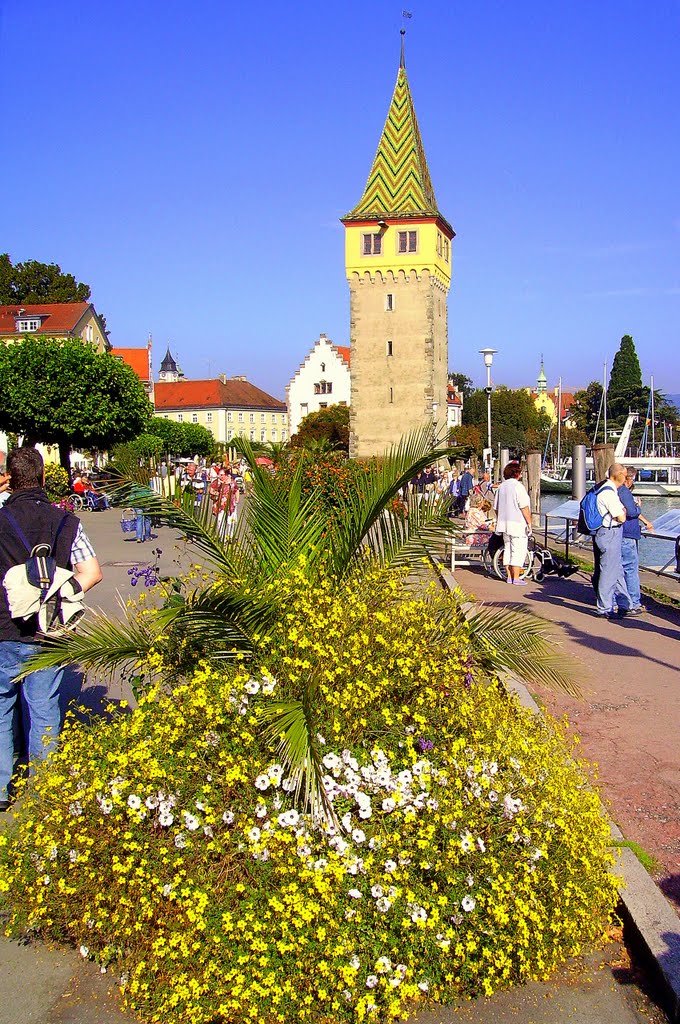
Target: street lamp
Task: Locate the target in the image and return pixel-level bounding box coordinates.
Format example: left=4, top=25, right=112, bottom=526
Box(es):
left=479, top=348, right=497, bottom=469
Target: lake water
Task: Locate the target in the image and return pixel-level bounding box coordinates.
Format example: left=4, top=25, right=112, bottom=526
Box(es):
left=540, top=492, right=678, bottom=571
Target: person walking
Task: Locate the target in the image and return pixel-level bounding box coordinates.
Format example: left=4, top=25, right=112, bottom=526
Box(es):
left=591, top=463, right=629, bottom=618
left=493, top=461, right=532, bottom=586
left=456, top=465, right=474, bottom=515
left=616, top=468, right=654, bottom=616
left=0, top=448, right=102, bottom=811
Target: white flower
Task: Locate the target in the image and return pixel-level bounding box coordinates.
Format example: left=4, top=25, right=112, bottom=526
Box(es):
left=313, top=858, right=328, bottom=871
left=383, top=859, right=397, bottom=874
left=389, top=976, right=402, bottom=987
left=376, top=897, right=392, bottom=913
left=370, top=884, right=384, bottom=898
left=42, top=875, right=50, bottom=886
left=255, top=774, right=270, bottom=791
left=358, top=806, right=372, bottom=820
left=183, top=812, right=200, bottom=831
left=341, top=812, right=352, bottom=832
left=255, top=802, right=268, bottom=818
left=375, top=956, right=391, bottom=973
left=261, top=675, right=277, bottom=695
left=348, top=888, right=362, bottom=899
left=531, top=848, right=544, bottom=861
left=127, top=794, right=141, bottom=810
left=97, top=796, right=113, bottom=814
left=267, top=764, right=283, bottom=786
left=195, top=800, right=205, bottom=811
left=277, top=809, right=299, bottom=828
left=47, top=846, right=58, bottom=861
left=244, top=679, right=260, bottom=694
left=248, top=827, right=261, bottom=842
left=467, top=874, right=474, bottom=887
left=322, top=753, right=342, bottom=771
left=381, top=797, right=396, bottom=813
left=174, top=832, right=187, bottom=849
left=418, top=980, right=429, bottom=992
left=349, top=955, right=361, bottom=970
left=204, top=731, right=220, bottom=747
left=69, top=849, right=79, bottom=864
left=144, top=794, right=159, bottom=810
left=162, top=884, right=173, bottom=896
left=410, top=906, right=427, bottom=922
left=68, top=801, right=83, bottom=817
left=461, top=895, right=476, bottom=913
left=316, top=731, right=326, bottom=745
left=159, top=811, right=174, bottom=826
left=343, top=989, right=352, bottom=1001
left=398, top=853, right=411, bottom=866
left=203, top=825, right=214, bottom=838
left=222, top=810, right=235, bottom=825
left=488, top=790, right=498, bottom=803
left=281, top=777, right=296, bottom=793
left=366, top=975, right=379, bottom=989
left=460, top=833, right=474, bottom=853
left=477, top=837, right=486, bottom=853
left=79, top=945, right=89, bottom=958
left=503, top=794, right=523, bottom=818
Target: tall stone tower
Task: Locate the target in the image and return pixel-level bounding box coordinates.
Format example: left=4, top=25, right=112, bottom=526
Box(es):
left=342, top=35, right=454, bottom=457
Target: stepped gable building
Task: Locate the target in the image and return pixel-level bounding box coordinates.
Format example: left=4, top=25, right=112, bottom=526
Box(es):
left=155, top=376, right=288, bottom=445
left=0, top=301, right=108, bottom=353
left=341, top=34, right=454, bottom=457
left=287, top=333, right=351, bottom=437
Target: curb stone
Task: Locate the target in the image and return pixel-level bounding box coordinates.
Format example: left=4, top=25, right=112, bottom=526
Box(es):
left=439, top=562, right=680, bottom=1022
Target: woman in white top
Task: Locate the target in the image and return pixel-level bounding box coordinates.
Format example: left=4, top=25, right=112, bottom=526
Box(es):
left=494, top=461, right=533, bottom=585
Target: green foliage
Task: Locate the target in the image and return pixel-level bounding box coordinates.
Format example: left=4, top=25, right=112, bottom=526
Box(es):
left=0, top=253, right=91, bottom=305
left=292, top=404, right=350, bottom=451
left=463, top=387, right=550, bottom=456
left=112, top=434, right=165, bottom=466
left=0, top=337, right=151, bottom=468
left=1, top=565, right=618, bottom=1023
left=43, top=462, right=70, bottom=501
left=449, top=424, right=483, bottom=454
left=569, top=381, right=603, bottom=435
left=609, top=335, right=642, bottom=402
left=147, top=416, right=214, bottom=458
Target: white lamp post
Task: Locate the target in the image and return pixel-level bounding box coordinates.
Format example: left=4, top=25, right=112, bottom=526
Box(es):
left=479, top=348, right=497, bottom=468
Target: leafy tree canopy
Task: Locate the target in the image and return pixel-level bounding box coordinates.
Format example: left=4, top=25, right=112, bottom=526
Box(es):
left=463, top=387, right=551, bottom=457
left=569, top=381, right=603, bottom=435
left=0, top=253, right=91, bottom=305
left=0, top=336, right=152, bottom=469
left=447, top=371, right=474, bottom=401
left=609, top=335, right=642, bottom=401
left=146, top=416, right=215, bottom=459
left=292, top=404, right=350, bottom=452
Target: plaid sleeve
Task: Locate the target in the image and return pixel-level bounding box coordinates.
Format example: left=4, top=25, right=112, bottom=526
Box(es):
left=70, top=522, right=97, bottom=565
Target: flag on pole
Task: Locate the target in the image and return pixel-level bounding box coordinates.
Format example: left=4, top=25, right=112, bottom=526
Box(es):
left=402, top=10, right=412, bottom=17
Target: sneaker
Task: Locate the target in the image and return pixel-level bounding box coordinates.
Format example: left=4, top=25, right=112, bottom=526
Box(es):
left=512, top=580, right=528, bottom=587
left=627, top=605, right=646, bottom=616
left=0, top=799, right=11, bottom=812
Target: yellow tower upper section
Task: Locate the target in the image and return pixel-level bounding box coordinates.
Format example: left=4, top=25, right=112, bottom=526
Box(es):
left=342, top=49, right=454, bottom=288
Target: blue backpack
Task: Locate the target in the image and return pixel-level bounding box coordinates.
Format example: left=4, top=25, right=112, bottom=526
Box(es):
left=578, top=482, right=609, bottom=535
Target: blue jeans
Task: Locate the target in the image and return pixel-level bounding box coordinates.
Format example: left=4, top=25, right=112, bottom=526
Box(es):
left=593, top=527, right=630, bottom=614
left=135, top=509, right=151, bottom=542
left=618, top=537, right=642, bottom=610
left=0, top=641, right=63, bottom=801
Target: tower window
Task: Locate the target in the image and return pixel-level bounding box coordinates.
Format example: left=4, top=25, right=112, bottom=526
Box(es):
left=314, top=381, right=333, bottom=395
left=397, top=230, right=417, bottom=253
left=362, top=233, right=382, bottom=255
left=444, top=238, right=450, bottom=262
left=389, top=387, right=394, bottom=404
left=385, top=293, right=394, bottom=311
left=437, top=232, right=443, bottom=257
left=386, top=340, right=393, bottom=357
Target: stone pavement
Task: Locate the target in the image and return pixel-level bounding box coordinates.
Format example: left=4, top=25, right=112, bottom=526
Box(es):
left=0, top=510, right=673, bottom=1023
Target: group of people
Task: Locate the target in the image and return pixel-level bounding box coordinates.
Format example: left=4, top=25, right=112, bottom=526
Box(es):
left=590, top=463, right=653, bottom=618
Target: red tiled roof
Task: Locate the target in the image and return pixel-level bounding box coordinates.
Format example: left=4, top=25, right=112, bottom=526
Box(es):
left=0, top=302, right=92, bottom=335
left=335, top=345, right=351, bottom=367
left=155, top=379, right=286, bottom=411
left=447, top=384, right=462, bottom=406
left=111, top=347, right=150, bottom=382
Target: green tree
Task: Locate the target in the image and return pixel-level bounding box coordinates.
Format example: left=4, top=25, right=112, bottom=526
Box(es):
left=146, top=417, right=214, bottom=459
left=0, top=336, right=152, bottom=471
left=449, top=423, right=483, bottom=454
left=0, top=254, right=91, bottom=305
left=463, top=387, right=550, bottom=456
left=447, top=371, right=474, bottom=401
left=609, top=335, right=642, bottom=402
left=570, top=381, right=603, bottom=436
left=292, top=404, right=350, bottom=451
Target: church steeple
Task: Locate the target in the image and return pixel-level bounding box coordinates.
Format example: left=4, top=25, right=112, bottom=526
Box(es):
left=537, top=356, right=548, bottom=394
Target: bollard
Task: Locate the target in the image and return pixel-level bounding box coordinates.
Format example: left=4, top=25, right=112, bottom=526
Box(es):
left=500, top=448, right=510, bottom=474
left=572, top=445, right=587, bottom=501
left=526, top=450, right=541, bottom=526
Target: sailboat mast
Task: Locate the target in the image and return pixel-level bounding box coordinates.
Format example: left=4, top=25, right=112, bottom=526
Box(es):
left=651, top=375, right=655, bottom=453
left=603, top=361, right=607, bottom=446
left=557, top=376, right=562, bottom=466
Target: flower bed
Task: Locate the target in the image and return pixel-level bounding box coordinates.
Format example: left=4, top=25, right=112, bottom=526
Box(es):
left=0, top=566, right=618, bottom=1022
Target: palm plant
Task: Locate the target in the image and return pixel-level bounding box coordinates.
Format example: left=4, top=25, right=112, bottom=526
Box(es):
left=24, top=431, right=581, bottom=815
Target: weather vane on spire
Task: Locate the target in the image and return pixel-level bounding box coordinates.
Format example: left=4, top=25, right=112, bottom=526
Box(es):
left=401, top=10, right=412, bottom=67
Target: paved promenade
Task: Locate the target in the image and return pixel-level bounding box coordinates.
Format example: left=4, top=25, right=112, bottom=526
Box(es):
left=0, top=510, right=673, bottom=1023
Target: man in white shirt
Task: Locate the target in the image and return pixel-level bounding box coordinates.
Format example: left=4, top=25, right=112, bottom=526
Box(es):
left=592, top=463, right=629, bottom=617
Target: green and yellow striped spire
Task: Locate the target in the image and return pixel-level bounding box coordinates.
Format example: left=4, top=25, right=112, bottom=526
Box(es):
left=344, top=50, right=446, bottom=225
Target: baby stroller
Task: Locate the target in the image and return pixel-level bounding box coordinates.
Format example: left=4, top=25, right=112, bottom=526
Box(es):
left=528, top=538, right=579, bottom=583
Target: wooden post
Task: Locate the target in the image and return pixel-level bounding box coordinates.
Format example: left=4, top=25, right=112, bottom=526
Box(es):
left=526, top=449, right=541, bottom=525
left=469, top=454, right=478, bottom=480
left=592, top=443, right=615, bottom=483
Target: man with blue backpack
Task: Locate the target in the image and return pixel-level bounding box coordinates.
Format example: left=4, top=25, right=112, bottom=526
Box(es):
left=579, top=463, right=629, bottom=618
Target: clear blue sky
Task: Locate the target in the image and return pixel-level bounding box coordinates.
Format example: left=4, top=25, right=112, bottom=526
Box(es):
left=1, top=0, right=678, bottom=397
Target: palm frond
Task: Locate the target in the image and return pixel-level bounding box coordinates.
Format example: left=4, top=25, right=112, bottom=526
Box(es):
left=15, top=604, right=186, bottom=680
left=464, top=603, right=583, bottom=697
left=365, top=490, right=456, bottom=576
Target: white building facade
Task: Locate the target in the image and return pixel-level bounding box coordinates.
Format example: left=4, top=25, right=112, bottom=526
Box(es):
left=287, top=334, right=351, bottom=438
